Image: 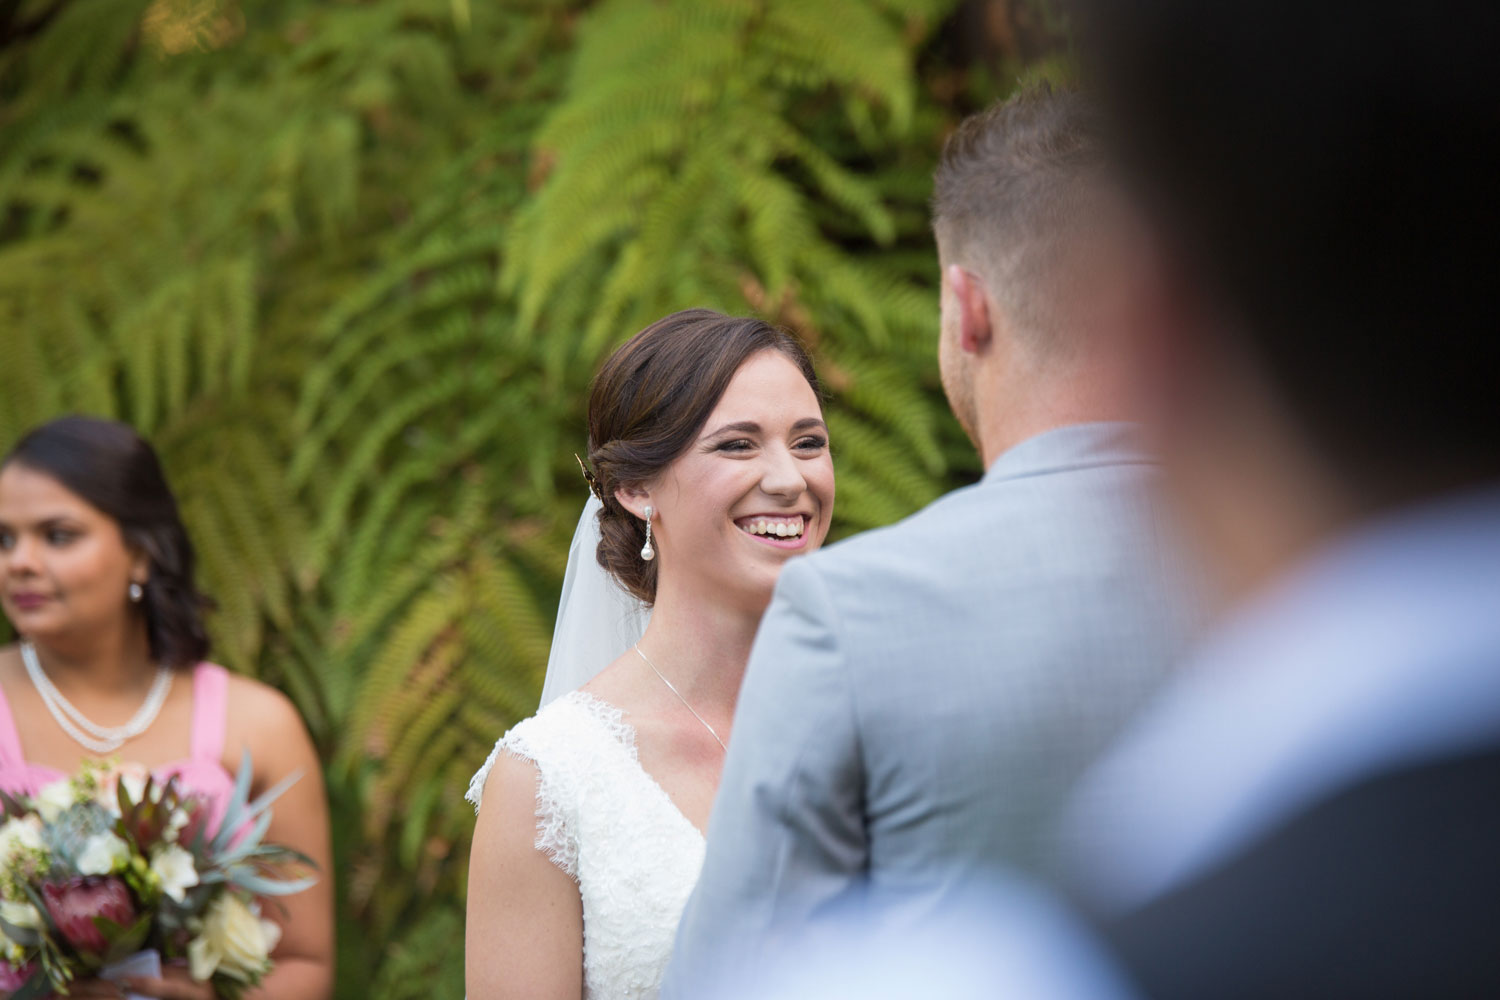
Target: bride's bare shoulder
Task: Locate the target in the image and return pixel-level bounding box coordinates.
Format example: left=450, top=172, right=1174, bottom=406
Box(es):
left=577, top=649, right=651, bottom=713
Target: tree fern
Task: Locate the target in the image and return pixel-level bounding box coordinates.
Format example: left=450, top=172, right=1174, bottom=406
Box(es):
left=0, top=1, right=1028, bottom=995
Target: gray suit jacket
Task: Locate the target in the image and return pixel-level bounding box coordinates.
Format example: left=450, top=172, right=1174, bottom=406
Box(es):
left=662, top=422, right=1193, bottom=994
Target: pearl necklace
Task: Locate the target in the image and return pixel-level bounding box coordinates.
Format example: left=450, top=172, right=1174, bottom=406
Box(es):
left=20, top=640, right=174, bottom=754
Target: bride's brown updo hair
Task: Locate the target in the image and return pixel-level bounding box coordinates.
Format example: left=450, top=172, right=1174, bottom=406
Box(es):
left=586, top=309, right=820, bottom=605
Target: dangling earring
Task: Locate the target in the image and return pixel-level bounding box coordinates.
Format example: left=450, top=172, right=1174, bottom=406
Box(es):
left=128, top=582, right=144, bottom=603
left=640, top=506, right=655, bottom=562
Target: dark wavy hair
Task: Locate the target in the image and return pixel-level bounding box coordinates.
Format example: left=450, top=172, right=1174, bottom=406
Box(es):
left=3, top=416, right=213, bottom=668
left=586, top=309, right=820, bottom=605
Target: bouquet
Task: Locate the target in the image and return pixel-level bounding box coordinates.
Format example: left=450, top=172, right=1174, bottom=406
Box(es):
left=0, top=753, right=315, bottom=999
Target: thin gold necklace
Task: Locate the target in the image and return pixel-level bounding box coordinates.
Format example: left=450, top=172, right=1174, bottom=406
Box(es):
left=633, top=645, right=727, bottom=752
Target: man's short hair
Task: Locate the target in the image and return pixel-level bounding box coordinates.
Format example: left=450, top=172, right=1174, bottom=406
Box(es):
left=932, top=83, right=1110, bottom=349
left=1081, top=0, right=1500, bottom=497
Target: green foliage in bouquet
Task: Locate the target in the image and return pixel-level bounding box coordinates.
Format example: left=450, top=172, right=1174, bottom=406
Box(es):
left=0, top=0, right=1039, bottom=993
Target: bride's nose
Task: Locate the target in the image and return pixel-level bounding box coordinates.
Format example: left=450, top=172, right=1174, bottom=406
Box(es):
left=759, top=445, right=807, bottom=500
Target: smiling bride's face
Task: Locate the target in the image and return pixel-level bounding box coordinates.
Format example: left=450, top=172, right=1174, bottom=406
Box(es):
left=636, top=350, right=835, bottom=616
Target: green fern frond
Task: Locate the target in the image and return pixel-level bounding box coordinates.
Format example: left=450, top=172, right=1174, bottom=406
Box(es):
left=0, top=1, right=1022, bottom=994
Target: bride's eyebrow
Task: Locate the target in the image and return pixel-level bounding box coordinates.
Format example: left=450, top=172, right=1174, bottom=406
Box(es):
left=700, top=421, right=761, bottom=440
left=701, top=418, right=828, bottom=442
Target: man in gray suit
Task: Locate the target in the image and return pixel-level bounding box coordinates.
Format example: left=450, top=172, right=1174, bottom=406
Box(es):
left=661, top=85, right=1192, bottom=993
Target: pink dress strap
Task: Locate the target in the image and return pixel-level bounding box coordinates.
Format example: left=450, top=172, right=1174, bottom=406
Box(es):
left=0, top=683, right=28, bottom=769
left=189, top=663, right=229, bottom=765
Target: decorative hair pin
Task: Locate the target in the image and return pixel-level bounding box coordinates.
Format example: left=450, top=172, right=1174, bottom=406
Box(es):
left=575, top=453, right=606, bottom=503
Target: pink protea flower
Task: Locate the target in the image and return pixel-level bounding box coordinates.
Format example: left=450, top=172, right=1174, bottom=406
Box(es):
left=0, top=959, right=37, bottom=990
left=40, top=876, right=137, bottom=956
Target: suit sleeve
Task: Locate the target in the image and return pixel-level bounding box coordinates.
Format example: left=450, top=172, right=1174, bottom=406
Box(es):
left=661, top=556, right=867, bottom=996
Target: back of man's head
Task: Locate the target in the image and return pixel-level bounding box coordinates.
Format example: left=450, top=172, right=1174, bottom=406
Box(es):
left=1081, top=0, right=1500, bottom=501
left=933, top=84, right=1115, bottom=357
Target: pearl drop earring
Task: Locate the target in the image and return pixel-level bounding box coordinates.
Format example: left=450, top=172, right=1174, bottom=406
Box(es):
left=128, top=582, right=144, bottom=603
left=640, top=506, right=655, bottom=562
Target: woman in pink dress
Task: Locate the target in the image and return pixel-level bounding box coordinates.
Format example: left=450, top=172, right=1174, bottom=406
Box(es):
left=0, top=417, right=332, bottom=999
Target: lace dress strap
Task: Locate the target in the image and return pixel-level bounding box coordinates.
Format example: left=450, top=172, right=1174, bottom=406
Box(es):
left=468, top=692, right=708, bottom=999
left=468, top=693, right=640, bottom=879
left=470, top=705, right=577, bottom=877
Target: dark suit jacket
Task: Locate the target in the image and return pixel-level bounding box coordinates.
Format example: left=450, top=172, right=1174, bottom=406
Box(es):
left=1097, top=742, right=1500, bottom=999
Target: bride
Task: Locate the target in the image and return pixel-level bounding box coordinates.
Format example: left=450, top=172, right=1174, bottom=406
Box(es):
left=465, top=309, right=835, bottom=999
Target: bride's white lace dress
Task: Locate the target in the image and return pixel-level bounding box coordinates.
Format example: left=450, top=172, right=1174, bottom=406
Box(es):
left=468, top=690, right=706, bottom=999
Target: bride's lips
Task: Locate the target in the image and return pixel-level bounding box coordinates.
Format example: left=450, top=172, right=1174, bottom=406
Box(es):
left=734, top=513, right=813, bottom=551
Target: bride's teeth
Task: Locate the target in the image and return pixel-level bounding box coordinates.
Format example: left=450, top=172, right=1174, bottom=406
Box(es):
left=737, top=516, right=805, bottom=537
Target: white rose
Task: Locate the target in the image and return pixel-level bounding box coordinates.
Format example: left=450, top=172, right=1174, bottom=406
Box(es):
left=76, top=831, right=131, bottom=876
left=188, top=893, right=276, bottom=983
left=259, top=916, right=282, bottom=956
left=35, top=778, right=77, bottom=822
left=149, top=844, right=199, bottom=904
left=0, top=817, right=43, bottom=857
left=0, top=898, right=41, bottom=931
left=0, top=816, right=45, bottom=877
left=165, top=806, right=191, bottom=843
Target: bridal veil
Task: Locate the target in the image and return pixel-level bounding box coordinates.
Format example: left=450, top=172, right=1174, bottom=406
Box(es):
left=538, top=496, right=651, bottom=706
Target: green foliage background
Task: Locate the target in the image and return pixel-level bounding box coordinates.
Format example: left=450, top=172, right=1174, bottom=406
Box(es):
left=0, top=0, right=1056, bottom=993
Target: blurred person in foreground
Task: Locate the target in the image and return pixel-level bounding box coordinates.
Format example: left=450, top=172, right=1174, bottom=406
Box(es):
left=0, top=417, right=333, bottom=999
left=662, top=84, right=1195, bottom=997
left=1056, top=0, right=1500, bottom=996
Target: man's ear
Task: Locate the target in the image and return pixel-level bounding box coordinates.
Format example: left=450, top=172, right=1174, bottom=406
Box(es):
left=614, top=485, right=651, bottom=521
left=946, top=264, right=993, bottom=354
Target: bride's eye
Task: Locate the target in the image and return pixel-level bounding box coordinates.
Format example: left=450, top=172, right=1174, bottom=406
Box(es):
left=716, top=439, right=755, bottom=453
left=794, top=435, right=828, bottom=452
